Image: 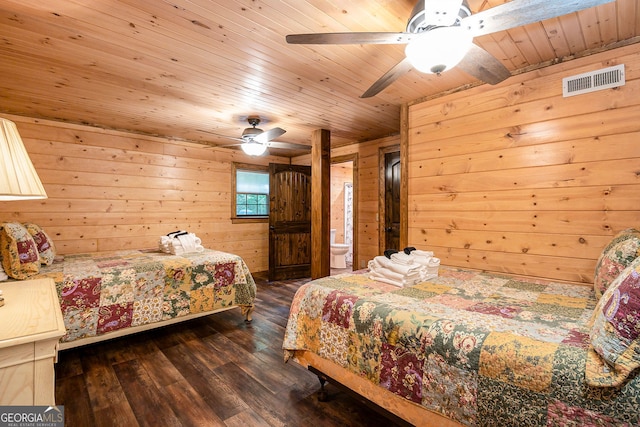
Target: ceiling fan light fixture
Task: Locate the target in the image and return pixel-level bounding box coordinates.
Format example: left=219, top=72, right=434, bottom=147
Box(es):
left=241, top=141, right=267, bottom=156
left=405, top=26, right=473, bottom=75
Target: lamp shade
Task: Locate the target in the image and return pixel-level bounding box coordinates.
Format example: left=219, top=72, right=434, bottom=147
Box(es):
left=241, top=141, right=267, bottom=156
left=405, top=26, right=473, bottom=75
left=0, top=118, right=47, bottom=200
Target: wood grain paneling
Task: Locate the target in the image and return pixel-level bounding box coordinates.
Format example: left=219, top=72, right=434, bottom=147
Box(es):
left=407, top=43, right=640, bottom=284
left=0, top=115, right=288, bottom=272
left=0, top=1, right=637, bottom=154
left=310, top=129, right=331, bottom=279
left=296, top=134, right=401, bottom=270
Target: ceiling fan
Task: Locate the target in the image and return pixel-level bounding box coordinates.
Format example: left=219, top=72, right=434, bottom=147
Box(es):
left=286, top=0, right=615, bottom=98
left=199, top=116, right=311, bottom=156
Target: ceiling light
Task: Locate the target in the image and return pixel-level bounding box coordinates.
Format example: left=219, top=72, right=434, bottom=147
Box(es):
left=0, top=118, right=47, bottom=200
left=405, top=26, right=473, bottom=75
left=241, top=141, right=267, bottom=156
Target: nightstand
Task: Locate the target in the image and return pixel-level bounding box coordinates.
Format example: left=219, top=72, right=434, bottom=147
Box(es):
left=0, top=278, right=65, bottom=405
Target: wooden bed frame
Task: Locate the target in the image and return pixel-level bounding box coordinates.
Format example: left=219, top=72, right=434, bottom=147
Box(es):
left=290, top=350, right=463, bottom=427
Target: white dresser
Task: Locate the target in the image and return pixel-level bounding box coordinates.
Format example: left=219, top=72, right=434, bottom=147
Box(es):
left=0, top=278, right=65, bottom=405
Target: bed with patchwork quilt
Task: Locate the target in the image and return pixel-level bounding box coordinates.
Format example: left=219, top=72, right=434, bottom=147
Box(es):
left=283, top=263, right=640, bottom=426
left=31, top=248, right=256, bottom=350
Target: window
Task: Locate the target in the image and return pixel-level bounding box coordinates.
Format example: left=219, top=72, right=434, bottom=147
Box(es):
left=232, top=163, right=269, bottom=222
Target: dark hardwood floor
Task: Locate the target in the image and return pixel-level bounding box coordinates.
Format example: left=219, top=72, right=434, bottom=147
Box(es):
left=55, top=269, right=402, bottom=426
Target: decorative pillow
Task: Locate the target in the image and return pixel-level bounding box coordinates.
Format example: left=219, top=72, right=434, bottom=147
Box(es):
left=0, top=259, right=7, bottom=281
left=593, top=228, right=640, bottom=300
left=24, top=223, right=56, bottom=265
left=586, top=256, right=640, bottom=387
left=0, top=222, right=40, bottom=279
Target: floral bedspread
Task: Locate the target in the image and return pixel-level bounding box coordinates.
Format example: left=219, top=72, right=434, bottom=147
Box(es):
left=32, top=249, right=256, bottom=343
left=283, top=267, right=640, bottom=426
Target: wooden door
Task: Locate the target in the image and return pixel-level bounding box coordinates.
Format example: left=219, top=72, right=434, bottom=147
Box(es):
left=269, top=163, right=312, bottom=281
left=384, top=151, right=401, bottom=251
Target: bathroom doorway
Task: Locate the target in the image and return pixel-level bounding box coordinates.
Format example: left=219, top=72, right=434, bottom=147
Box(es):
left=331, top=154, right=358, bottom=272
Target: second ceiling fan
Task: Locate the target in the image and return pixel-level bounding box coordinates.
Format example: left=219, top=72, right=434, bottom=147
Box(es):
left=286, top=0, right=615, bottom=98
left=200, top=116, right=311, bottom=156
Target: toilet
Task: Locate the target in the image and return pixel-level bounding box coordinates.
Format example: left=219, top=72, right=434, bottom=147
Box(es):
left=330, top=229, right=350, bottom=269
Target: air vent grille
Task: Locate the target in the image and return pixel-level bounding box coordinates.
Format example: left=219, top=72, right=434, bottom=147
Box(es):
left=562, top=64, right=625, bottom=97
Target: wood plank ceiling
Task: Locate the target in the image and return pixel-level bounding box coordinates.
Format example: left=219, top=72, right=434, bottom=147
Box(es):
left=0, top=0, right=638, bottom=155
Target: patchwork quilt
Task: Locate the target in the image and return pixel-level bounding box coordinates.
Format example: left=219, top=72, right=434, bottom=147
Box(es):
left=283, top=267, right=640, bottom=426
left=32, top=249, right=256, bottom=343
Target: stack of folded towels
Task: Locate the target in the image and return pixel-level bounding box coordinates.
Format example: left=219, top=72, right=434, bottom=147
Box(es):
left=367, top=246, right=440, bottom=288
left=159, top=230, right=204, bottom=255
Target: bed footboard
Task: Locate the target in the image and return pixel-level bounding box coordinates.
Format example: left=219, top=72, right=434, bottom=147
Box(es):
left=290, top=350, right=462, bottom=427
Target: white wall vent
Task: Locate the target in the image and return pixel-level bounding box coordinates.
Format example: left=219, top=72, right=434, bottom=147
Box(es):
left=562, top=64, right=625, bottom=97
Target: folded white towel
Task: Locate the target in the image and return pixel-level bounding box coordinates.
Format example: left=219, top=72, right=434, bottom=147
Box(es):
left=427, top=257, right=440, bottom=276
left=413, top=249, right=434, bottom=257
left=176, top=233, right=196, bottom=253
left=409, top=255, right=431, bottom=267
left=372, top=266, right=404, bottom=281
left=373, top=256, right=422, bottom=276
left=172, top=245, right=186, bottom=256
left=368, top=259, right=422, bottom=287
left=159, top=236, right=172, bottom=253
left=369, top=270, right=421, bottom=287
left=160, top=232, right=204, bottom=255
left=373, top=260, right=425, bottom=282
left=369, top=271, right=403, bottom=288
left=390, top=252, right=414, bottom=265
left=169, top=243, right=203, bottom=256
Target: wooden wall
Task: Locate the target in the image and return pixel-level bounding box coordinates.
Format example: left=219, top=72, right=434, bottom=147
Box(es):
left=4, top=44, right=637, bottom=284
left=295, top=134, right=401, bottom=270
left=0, top=115, right=289, bottom=272
left=407, top=43, right=640, bottom=284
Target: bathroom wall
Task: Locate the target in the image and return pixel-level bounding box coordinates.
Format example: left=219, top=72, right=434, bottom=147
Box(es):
left=330, top=162, right=353, bottom=243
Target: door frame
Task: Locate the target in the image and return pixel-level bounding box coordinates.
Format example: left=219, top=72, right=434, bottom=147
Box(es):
left=331, top=153, right=358, bottom=270
left=378, top=145, right=401, bottom=255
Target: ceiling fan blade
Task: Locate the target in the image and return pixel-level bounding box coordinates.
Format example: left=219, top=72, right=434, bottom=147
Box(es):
left=267, top=141, right=311, bottom=151
left=217, top=143, right=243, bottom=148
left=457, top=44, right=510, bottom=85
left=465, top=0, right=616, bottom=37
left=286, top=32, right=413, bottom=45
left=361, top=57, right=413, bottom=98
left=196, top=129, right=243, bottom=142
left=253, top=127, right=286, bottom=143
